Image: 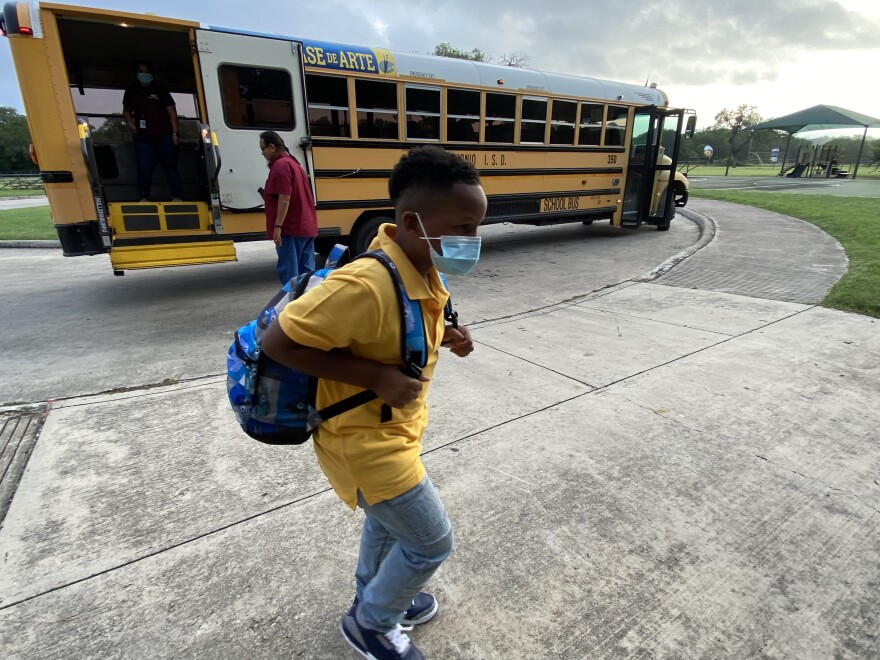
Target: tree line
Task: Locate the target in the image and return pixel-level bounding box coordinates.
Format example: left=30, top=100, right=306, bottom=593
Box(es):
left=1, top=98, right=878, bottom=173
left=679, top=104, right=880, bottom=170
left=0, top=106, right=37, bottom=173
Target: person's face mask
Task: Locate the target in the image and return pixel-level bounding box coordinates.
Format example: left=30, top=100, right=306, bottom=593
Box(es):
left=137, top=72, right=153, bottom=86
left=415, top=213, right=481, bottom=275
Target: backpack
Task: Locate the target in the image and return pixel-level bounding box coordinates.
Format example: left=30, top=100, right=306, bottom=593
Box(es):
left=226, top=244, right=457, bottom=445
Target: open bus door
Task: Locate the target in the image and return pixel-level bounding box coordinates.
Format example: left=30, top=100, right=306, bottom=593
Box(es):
left=194, top=29, right=313, bottom=217
left=621, top=107, right=689, bottom=231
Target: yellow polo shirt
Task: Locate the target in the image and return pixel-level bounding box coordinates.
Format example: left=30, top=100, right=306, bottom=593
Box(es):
left=277, top=224, right=449, bottom=509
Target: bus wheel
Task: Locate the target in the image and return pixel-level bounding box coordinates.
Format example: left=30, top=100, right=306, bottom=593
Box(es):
left=350, top=216, right=388, bottom=255
left=674, top=184, right=689, bottom=207
left=656, top=219, right=671, bottom=231
left=582, top=220, right=594, bottom=225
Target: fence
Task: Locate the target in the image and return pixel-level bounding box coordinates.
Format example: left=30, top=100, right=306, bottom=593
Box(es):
left=0, top=173, right=43, bottom=190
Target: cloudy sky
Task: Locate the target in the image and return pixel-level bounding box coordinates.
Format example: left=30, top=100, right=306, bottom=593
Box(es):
left=2, top=0, right=879, bottom=135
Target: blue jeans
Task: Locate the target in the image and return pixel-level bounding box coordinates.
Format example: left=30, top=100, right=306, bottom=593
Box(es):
left=355, top=475, right=453, bottom=632
left=133, top=133, right=183, bottom=200
left=275, top=235, right=315, bottom=284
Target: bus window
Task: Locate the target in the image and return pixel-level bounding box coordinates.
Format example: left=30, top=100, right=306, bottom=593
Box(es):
left=405, top=85, right=440, bottom=141
left=485, top=92, right=516, bottom=143
left=578, top=103, right=604, bottom=145
left=72, top=87, right=198, bottom=120
left=218, top=65, right=294, bottom=130
left=446, top=89, right=480, bottom=142
left=355, top=79, right=399, bottom=139
left=605, top=105, right=629, bottom=146
left=520, top=97, right=548, bottom=144
left=305, top=74, right=350, bottom=137
left=550, top=100, right=577, bottom=145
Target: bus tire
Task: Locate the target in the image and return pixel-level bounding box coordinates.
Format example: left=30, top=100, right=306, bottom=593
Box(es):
left=582, top=219, right=594, bottom=225
left=674, top=183, right=688, bottom=208
left=350, top=216, right=388, bottom=255
left=656, top=220, right=671, bottom=231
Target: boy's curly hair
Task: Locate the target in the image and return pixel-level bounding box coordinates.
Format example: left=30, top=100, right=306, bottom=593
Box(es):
left=389, top=145, right=480, bottom=204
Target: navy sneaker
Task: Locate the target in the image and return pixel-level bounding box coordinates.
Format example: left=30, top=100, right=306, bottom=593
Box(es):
left=347, top=592, right=438, bottom=626
left=340, top=605, right=424, bottom=660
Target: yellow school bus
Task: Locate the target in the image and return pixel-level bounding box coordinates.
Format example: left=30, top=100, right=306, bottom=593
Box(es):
left=2, top=1, right=695, bottom=275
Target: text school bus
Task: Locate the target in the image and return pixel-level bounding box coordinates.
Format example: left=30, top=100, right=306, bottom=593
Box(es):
left=2, top=2, right=695, bottom=275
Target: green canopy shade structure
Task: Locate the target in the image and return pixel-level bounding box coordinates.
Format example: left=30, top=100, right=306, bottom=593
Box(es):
left=751, top=105, right=880, bottom=179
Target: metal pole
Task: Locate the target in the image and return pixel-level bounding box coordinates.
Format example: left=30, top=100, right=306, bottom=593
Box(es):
left=779, top=132, right=792, bottom=175
left=852, top=125, right=868, bottom=180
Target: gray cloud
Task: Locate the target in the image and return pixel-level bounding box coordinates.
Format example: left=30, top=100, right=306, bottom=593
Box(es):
left=1, top=0, right=878, bottom=111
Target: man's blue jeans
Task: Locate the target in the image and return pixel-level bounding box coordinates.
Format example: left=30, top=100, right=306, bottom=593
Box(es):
left=355, top=475, right=453, bottom=633
left=275, top=235, right=315, bottom=284
left=133, top=133, right=183, bottom=200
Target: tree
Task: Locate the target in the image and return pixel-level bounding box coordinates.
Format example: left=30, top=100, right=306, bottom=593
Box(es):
left=433, top=43, right=488, bottom=62
left=0, top=106, right=36, bottom=173
left=499, top=51, right=530, bottom=68
left=713, top=104, right=762, bottom=175
left=870, top=141, right=880, bottom=171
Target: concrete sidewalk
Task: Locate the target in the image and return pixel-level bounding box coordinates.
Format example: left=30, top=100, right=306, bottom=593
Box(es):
left=1, top=201, right=878, bottom=659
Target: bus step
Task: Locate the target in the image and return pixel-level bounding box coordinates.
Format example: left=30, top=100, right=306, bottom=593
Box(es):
left=109, top=240, right=237, bottom=271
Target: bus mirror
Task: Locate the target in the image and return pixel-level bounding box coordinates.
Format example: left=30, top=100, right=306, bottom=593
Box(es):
left=684, top=115, right=697, bottom=139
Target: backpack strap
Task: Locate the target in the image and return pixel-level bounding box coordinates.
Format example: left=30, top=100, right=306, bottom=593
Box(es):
left=357, top=249, right=433, bottom=424
left=310, top=389, right=378, bottom=430
left=438, top=273, right=458, bottom=329
left=357, top=250, right=427, bottom=369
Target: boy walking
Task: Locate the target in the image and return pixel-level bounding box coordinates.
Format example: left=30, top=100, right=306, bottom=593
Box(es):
left=261, top=146, right=487, bottom=659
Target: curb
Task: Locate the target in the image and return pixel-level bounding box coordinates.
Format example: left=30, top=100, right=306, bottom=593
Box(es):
left=0, top=240, right=61, bottom=249
left=635, top=207, right=717, bottom=282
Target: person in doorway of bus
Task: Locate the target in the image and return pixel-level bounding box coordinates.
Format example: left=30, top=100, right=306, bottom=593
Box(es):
left=259, top=131, right=318, bottom=284
left=260, top=146, right=486, bottom=660
left=122, top=61, right=183, bottom=202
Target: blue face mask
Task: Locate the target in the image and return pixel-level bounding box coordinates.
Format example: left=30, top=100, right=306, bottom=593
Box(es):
left=137, top=72, right=153, bottom=86
left=415, top=213, right=481, bottom=275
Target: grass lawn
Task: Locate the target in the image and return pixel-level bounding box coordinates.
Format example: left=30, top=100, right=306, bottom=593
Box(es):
left=0, top=206, right=56, bottom=240
left=684, top=164, right=880, bottom=180
left=0, top=187, right=45, bottom=198
left=691, top=190, right=880, bottom=317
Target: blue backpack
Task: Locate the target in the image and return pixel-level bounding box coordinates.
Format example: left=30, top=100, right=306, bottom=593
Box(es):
left=226, top=245, right=457, bottom=445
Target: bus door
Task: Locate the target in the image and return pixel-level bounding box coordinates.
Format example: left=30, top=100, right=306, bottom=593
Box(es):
left=195, top=29, right=312, bottom=215
left=621, top=107, right=686, bottom=230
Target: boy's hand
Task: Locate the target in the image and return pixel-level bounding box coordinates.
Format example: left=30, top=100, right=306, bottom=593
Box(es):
left=373, top=364, right=430, bottom=408
left=441, top=324, right=474, bottom=357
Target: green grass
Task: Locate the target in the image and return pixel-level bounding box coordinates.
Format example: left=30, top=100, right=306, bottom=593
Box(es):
left=684, top=164, right=880, bottom=180
left=691, top=190, right=880, bottom=317
left=0, top=206, right=56, bottom=240
left=0, top=187, right=45, bottom=198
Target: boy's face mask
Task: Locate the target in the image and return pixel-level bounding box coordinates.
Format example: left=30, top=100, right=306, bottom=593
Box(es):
left=415, top=213, right=481, bottom=275
left=137, top=72, right=153, bottom=86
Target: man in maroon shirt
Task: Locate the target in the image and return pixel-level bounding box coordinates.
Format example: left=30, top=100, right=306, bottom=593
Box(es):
left=260, top=131, right=318, bottom=284
left=122, top=61, right=183, bottom=202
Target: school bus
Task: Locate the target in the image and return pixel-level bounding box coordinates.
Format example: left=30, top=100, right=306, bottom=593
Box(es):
left=2, top=2, right=695, bottom=275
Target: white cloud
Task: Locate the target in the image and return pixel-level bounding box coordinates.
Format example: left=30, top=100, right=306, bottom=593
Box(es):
left=1, top=0, right=878, bottom=133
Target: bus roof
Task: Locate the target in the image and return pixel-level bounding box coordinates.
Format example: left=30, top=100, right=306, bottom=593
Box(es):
left=205, top=25, right=669, bottom=107
left=30, top=2, right=667, bottom=106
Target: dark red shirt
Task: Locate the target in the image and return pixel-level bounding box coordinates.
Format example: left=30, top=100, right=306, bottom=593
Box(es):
left=123, top=83, right=175, bottom=138
left=264, top=152, right=318, bottom=238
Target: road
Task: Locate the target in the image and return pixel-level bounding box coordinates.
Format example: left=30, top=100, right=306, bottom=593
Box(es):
left=0, top=218, right=698, bottom=405
left=0, top=195, right=49, bottom=211
left=688, top=175, right=880, bottom=197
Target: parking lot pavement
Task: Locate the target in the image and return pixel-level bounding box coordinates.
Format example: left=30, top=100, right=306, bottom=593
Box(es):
left=1, top=200, right=878, bottom=659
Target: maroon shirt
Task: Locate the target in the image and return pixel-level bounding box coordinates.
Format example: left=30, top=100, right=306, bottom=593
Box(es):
left=264, top=152, right=318, bottom=238
left=123, top=83, right=175, bottom=138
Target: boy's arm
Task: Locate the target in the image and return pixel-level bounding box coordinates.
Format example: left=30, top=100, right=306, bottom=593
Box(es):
left=261, top=321, right=427, bottom=408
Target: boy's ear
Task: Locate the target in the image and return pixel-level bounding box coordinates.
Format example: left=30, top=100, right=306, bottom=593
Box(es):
left=400, top=210, right=422, bottom=237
